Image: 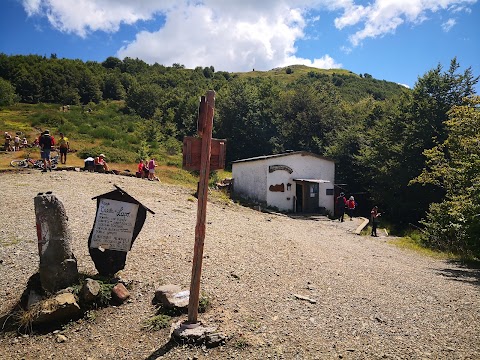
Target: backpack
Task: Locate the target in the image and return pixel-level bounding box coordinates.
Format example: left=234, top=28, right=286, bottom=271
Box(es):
left=41, top=134, right=52, bottom=149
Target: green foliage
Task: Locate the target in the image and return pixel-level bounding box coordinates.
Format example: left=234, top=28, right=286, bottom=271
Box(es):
left=143, top=314, right=172, bottom=331
left=413, top=96, right=480, bottom=258
left=0, top=77, right=17, bottom=105
left=357, top=59, right=479, bottom=225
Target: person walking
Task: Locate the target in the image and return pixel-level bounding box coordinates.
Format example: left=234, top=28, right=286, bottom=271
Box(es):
left=58, top=132, right=69, bottom=164
left=370, top=206, right=381, bottom=236
left=347, top=196, right=356, bottom=220
left=39, top=130, right=55, bottom=172
left=336, top=192, right=347, bottom=222
left=148, top=157, right=158, bottom=181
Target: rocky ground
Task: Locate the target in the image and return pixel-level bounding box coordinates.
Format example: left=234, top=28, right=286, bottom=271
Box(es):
left=0, top=170, right=479, bottom=360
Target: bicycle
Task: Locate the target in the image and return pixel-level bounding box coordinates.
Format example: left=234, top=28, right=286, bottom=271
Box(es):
left=10, top=152, right=44, bottom=169
left=10, top=152, right=58, bottom=170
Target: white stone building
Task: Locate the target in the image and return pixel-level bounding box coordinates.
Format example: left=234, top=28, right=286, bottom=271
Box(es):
left=231, top=151, right=335, bottom=214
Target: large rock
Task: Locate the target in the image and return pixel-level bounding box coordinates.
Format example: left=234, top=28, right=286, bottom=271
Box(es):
left=155, top=284, right=190, bottom=309
left=34, top=192, right=79, bottom=293
left=33, top=293, right=81, bottom=325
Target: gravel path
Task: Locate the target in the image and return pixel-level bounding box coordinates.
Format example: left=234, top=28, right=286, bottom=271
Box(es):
left=0, top=171, right=479, bottom=360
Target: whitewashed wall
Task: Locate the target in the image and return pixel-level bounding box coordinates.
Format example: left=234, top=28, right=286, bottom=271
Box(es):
left=266, top=153, right=334, bottom=213
left=232, top=159, right=268, bottom=203
left=232, top=152, right=335, bottom=213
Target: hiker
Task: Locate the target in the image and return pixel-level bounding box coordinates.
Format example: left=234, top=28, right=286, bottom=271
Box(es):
left=370, top=206, right=381, bottom=237
left=13, top=134, right=20, bottom=151
left=4, top=132, right=12, bottom=151
left=148, top=157, right=159, bottom=181
left=137, top=159, right=145, bottom=178
left=94, top=154, right=109, bottom=173
left=22, top=137, right=28, bottom=148
left=143, top=159, right=149, bottom=178
left=347, top=196, right=356, bottom=220
left=336, top=192, right=347, bottom=222
left=58, top=132, right=70, bottom=164
left=39, top=130, right=55, bottom=172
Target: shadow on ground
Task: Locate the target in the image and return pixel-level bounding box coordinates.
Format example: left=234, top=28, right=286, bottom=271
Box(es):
left=144, top=340, right=177, bottom=359
left=435, top=260, right=480, bottom=287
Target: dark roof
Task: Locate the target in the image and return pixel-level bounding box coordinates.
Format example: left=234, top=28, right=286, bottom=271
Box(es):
left=92, top=185, right=155, bottom=214
left=231, top=151, right=335, bottom=164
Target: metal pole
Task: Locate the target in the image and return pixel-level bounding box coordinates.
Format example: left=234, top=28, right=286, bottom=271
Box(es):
left=187, top=90, right=215, bottom=324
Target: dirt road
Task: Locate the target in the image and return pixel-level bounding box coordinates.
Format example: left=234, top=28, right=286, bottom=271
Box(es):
left=0, top=171, right=479, bottom=359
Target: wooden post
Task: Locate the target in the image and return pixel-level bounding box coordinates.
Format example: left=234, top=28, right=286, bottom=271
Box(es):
left=188, top=90, right=215, bottom=324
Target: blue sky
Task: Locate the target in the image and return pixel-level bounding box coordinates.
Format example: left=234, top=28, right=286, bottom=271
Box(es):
left=1, top=0, right=479, bottom=91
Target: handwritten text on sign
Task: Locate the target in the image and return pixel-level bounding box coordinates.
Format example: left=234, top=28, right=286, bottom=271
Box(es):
left=90, top=199, right=139, bottom=252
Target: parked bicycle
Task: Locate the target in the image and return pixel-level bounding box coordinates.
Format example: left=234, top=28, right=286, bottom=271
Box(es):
left=10, top=152, right=59, bottom=170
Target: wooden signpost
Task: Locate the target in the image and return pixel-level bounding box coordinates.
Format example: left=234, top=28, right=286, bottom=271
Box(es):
left=183, top=90, right=226, bottom=324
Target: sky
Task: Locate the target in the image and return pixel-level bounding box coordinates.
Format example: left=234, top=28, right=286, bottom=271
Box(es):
left=0, top=0, right=479, bottom=91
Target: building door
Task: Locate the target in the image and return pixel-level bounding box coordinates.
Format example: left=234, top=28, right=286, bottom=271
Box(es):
left=305, top=182, right=319, bottom=212
left=295, top=184, right=303, bottom=212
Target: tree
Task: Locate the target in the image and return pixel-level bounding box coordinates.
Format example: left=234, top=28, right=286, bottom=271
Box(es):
left=413, top=96, right=480, bottom=257
left=126, top=83, right=162, bottom=119
left=358, top=59, right=479, bottom=225
left=103, top=73, right=126, bottom=100
left=0, top=77, right=17, bottom=105
left=215, top=78, right=280, bottom=162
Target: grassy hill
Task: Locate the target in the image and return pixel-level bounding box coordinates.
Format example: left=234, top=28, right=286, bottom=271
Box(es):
left=0, top=101, right=226, bottom=188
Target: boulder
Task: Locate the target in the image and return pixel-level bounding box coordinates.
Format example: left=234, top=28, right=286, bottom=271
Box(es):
left=155, top=285, right=190, bottom=310
left=33, top=293, right=81, bottom=325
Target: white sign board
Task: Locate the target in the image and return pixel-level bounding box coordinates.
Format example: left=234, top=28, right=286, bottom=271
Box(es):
left=90, top=198, right=139, bottom=252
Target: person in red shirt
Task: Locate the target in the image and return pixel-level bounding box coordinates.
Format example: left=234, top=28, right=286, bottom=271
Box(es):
left=94, top=153, right=109, bottom=173
left=137, top=159, right=145, bottom=178
left=347, top=196, right=356, bottom=220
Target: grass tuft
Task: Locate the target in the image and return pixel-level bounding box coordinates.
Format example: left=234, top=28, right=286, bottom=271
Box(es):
left=143, top=314, right=172, bottom=331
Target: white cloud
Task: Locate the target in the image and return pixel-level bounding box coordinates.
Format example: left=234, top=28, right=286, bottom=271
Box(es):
left=20, top=0, right=476, bottom=71
left=442, top=18, right=457, bottom=31
left=334, top=0, right=476, bottom=46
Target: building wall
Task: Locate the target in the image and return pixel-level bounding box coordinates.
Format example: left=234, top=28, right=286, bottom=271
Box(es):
left=266, top=153, right=335, bottom=213
left=232, top=159, right=268, bottom=203
left=232, top=153, right=335, bottom=213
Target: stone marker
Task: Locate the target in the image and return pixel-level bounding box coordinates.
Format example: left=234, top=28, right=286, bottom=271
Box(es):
left=34, top=192, right=79, bottom=293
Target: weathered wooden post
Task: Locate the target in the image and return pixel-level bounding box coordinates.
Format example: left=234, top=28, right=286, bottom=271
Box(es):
left=188, top=90, right=215, bottom=324
left=170, top=91, right=227, bottom=345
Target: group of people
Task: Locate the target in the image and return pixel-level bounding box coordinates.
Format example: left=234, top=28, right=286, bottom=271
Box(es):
left=137, top=158, right=159, bottom=181
left=336, top=192, right=357, bottom=222
left=4, top=132, right=28, bottom=151
left=336, top=192, right=381, bottom=237
left=38, top=130, right=70, bottom=171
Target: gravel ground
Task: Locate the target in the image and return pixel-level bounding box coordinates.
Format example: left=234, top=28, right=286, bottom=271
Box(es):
left=0, top=170, right=479, bottom=360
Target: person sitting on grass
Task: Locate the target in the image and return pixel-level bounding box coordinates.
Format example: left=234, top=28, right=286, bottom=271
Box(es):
left=94, top=153, right=109, bottom=173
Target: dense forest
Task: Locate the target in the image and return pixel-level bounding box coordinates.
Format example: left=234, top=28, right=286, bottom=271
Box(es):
left=0, top=54, right=479, bottom=258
